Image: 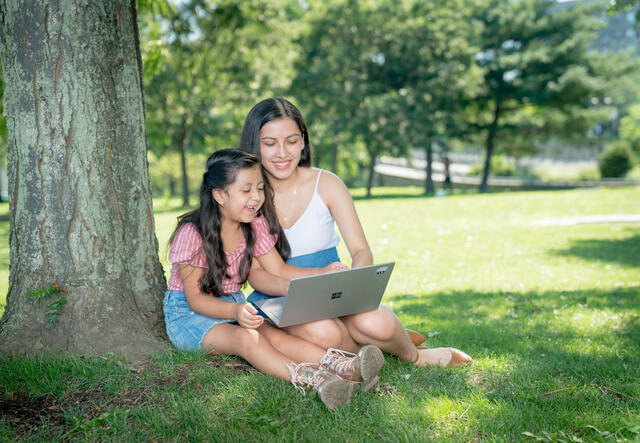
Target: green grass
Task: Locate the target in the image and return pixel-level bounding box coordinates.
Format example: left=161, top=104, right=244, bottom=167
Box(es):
left=1, top=187, right=640, bottom=441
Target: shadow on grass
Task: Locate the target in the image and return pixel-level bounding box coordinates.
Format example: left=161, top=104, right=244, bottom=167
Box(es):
left=2, top=286, right=639, bottom=440
left=391, top=285, right=640, bottom=380
left=384, top=286, right=640, bottom=436
left=550, top=235, right=640, bottom=268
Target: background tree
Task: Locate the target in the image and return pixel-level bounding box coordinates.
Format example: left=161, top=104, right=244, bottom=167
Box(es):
left=386, top=0, right=477, bottom=194
left=291, top=0, right=407, bottom=196
left=469, top=0, right=605, bottom=192
left=0, top=1, right=166, bottom=360
left=141, top=0, right=300, bottom=206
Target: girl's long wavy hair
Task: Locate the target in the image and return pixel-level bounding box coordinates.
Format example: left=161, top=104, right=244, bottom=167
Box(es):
left=170, top=149, right=260, bottom=297
left=239, top=97, right=312, bottom=260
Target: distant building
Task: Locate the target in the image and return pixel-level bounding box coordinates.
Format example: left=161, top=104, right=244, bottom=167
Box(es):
left=561, top=0, right=640, bottom=54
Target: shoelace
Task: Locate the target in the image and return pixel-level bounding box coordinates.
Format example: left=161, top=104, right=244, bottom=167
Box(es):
left=287, top=362, right=325, bottom=395
left=322, top=348, right=357, bottom=375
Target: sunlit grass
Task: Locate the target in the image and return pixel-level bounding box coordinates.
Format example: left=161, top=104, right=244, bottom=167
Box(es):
left=1, top=186, right=639, bottom=440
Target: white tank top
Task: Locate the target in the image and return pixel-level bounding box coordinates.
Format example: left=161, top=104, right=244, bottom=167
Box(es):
left=284, top=169, right=341, bottom=258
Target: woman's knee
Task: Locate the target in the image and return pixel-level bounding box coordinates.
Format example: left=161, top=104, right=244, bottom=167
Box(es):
left=288, top=319, right=346, bottom=349
left=348, top=306, right=397, bottom=342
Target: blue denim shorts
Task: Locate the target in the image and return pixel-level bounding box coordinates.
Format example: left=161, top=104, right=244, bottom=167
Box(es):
left=163, top=290, right=245, bottom=351
left=248, top=247, right=341, bottom=317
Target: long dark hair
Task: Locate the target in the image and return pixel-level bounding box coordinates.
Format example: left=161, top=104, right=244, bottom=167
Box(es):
left=170, top=149, right=260, bottom=297
left=239, top=97, right=313, bottom=260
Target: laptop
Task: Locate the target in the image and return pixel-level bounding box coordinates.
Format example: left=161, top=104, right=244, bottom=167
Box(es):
left=252, top=262, right=395, bottom=327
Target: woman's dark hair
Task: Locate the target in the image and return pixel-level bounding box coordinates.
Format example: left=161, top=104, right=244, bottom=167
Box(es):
left=239, top=97, right=311, bottom=167
left=238, top=97, right=312, bottom=260
left=170, top=149, right=260, bottom=298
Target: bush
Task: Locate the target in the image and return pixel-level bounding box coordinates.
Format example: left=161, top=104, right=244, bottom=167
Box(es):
left=598, top=141, right=636, bottom=178
left=469, top=155, right=516, bottom=176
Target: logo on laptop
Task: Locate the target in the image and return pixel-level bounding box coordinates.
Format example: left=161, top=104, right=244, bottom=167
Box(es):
left=375, top=266, right=388, bottom=275
left=331, top=291, right=342, bottom=300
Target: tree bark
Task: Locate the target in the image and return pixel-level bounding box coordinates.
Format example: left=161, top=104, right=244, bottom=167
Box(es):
left=424, top=141, right=434, bottom=195
left=479, top=100, right=501, bottom=193
left=0, top=0, right=167, bottom=361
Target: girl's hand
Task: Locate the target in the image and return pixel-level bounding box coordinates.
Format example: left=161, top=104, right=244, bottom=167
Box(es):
left=234, top=303, right=264, bottom=329
left=322, top=261, right=348, bottom=273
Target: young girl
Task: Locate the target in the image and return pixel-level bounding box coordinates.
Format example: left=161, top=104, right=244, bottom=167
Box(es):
left=163, top=149, right=384, bottom=410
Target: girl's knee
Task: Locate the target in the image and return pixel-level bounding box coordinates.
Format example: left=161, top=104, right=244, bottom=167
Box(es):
left=234, top=328, right=263, bottom=353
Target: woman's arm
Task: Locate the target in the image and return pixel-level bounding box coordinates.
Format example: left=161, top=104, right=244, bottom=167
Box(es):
left=320, top=171, right=373, bottom=268
left=180, top=264, right=263, bottom=329
left=257, top=248, right=345, bottom=279
left=249, top=249, right=346, bottom=296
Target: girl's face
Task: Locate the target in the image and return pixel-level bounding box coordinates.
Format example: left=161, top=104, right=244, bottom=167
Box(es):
left=259, top=117, right=304, bottom=181
left=214, top=166, right=265, bottom=224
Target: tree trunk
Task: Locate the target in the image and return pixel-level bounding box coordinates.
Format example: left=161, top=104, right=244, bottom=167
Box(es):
left=365, top=146, right=379, bottom=198
left=180, top=134, right=190, bottom=208
left=479, top=100, right=501, bottom=193
left=330, top=139, right=339, bottom=174
left=424, top=142, right=434, bottom=195
left=0, top=0, right=167, bottom=361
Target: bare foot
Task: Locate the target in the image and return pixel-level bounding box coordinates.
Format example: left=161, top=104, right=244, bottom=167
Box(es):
left=413, top=347, right=472, bottom=367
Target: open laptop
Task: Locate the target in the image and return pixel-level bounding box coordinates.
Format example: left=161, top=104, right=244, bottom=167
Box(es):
left=252, top=262, right=395, bottom=327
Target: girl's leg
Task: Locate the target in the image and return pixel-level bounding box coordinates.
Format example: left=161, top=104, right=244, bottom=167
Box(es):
left=284, top=318, right=360, bottom=353
left=259, top=323, right=384, bottom=392
left=202, top=323, right=293, bottom=380
left=257, top=323, right=326, bottom=363
left=201, top=323, right=359, bottom=410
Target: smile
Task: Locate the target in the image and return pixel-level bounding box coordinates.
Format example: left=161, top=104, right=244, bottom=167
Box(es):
left=272, top=160, right=291, bottom=170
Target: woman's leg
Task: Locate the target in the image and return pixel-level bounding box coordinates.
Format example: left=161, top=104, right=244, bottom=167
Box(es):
left=342, top=305, right=472, bottom=367
left=284, top=318, right=360, bottom=353
left=342, top=305, right=417, bottom=361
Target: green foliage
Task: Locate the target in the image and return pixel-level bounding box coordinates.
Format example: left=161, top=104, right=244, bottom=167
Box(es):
left=467, top=0, right=617, bottom=190
left=141, top=0, right=301, bottom=204
left=598, top=140, right=636, bottom=178
left=147, top=150, right=207, bottom=198
left=291, top=0, right=474, bottom=195
left=26, top=284, right=67, bottom=327
left=470, top=155, right=516, bottom=176
left=26, top=284, right=65, bottom=300
left=620, top=104, right=640, bottom=155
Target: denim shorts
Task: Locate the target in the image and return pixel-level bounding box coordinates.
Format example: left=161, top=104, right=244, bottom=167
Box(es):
left=164, top=290, right=245, bottom=351
left=248, top=247, right=341, bottom=317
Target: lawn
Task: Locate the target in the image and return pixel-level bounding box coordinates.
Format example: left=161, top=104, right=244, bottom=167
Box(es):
left=1, top=187, right=639, bottom=441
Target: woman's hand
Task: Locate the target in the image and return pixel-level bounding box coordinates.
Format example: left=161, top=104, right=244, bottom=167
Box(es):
left=234, top=303, right=264, bottom=329
left=322, top=261, right=348, bottom=273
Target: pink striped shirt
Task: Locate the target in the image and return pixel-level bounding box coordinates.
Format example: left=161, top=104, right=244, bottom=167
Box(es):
left=167, top=215, right=277, bottom=294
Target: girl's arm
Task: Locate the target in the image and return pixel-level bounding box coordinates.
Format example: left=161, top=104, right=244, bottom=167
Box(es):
left=319, top=171, right=373, bottom=268
left=180, top=264, right=263, bottom=329
left=247, top=260, right=290, bottom=297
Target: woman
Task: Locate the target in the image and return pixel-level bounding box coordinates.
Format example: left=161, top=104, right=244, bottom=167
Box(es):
left=241, top=97, right=472, bottom=367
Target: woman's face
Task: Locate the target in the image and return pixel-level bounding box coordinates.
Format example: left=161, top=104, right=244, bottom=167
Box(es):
left=259, top=117, right=304, bottom=181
